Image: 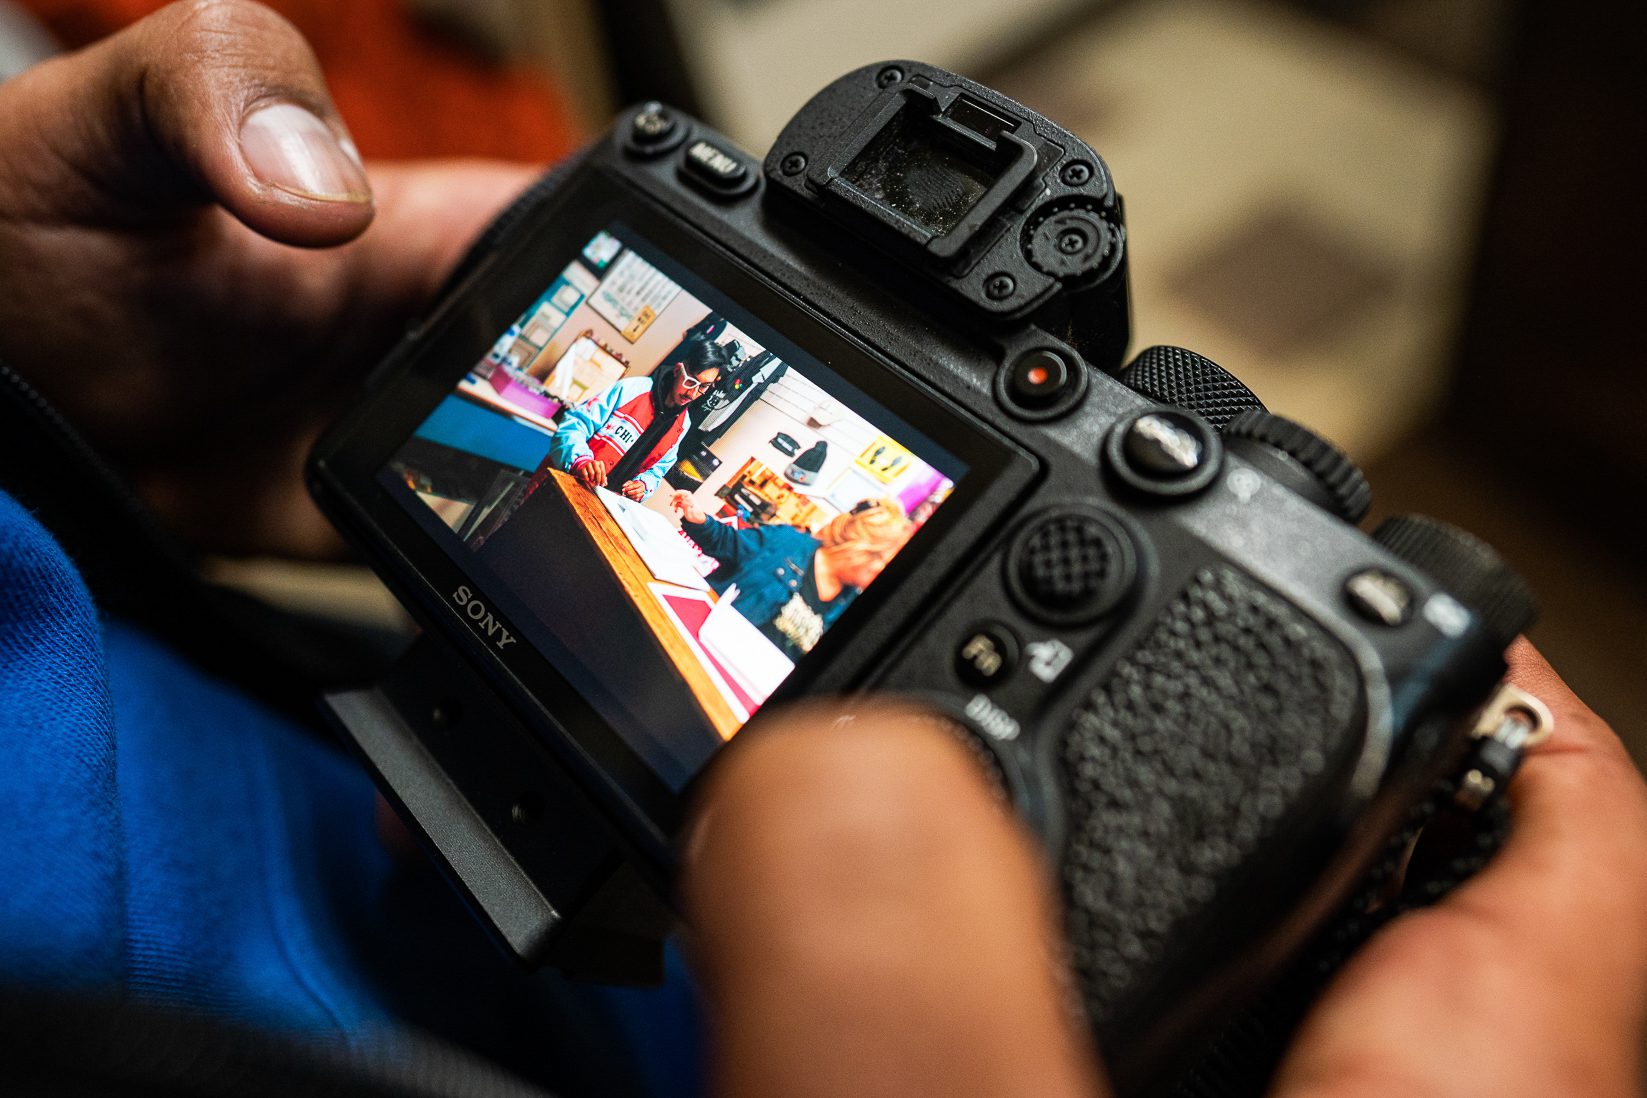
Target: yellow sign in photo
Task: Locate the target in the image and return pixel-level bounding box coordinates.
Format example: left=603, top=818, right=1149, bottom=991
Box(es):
left=855, top=436, right=914, bottom=483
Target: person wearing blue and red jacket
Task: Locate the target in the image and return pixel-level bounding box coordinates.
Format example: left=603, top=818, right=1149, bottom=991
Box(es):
left=543, top=337, right=733, bottom=501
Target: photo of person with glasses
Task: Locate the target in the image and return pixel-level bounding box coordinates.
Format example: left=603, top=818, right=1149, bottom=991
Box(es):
left=543, top=336, right=734, bottom=501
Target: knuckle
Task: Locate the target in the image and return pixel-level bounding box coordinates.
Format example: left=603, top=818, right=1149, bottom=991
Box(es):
left=149, top=0, right=313, bottom=84
left=1548, top=749, right=1647, bottom=901
left=167, top=0, right=284, bottom=41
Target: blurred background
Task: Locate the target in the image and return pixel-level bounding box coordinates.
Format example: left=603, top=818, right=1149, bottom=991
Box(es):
left=3, top=0, right=1642, bottom=755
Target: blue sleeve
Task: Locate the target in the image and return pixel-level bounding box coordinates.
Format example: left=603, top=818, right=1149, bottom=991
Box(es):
left=547, top=382, right=625, bottom=471
left=681, top=515, right=752, bottom=573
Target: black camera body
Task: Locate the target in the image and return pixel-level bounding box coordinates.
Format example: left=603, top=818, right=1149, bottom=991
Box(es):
left=309, top=62, right=1532, bottom=1093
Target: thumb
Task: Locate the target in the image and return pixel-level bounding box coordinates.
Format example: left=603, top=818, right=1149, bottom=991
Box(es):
left=684, top=705, right=1108, bottom=1098
left=0, top=0, right=371, bottom=247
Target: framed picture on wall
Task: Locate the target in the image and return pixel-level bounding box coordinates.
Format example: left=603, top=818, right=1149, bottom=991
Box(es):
left=854, top=436, right=914, bottom=484
left=592, top=251, right=682, bottom=343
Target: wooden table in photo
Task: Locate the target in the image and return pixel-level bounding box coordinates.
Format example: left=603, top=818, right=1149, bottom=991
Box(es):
left=538, top=469, right=742, bottom=741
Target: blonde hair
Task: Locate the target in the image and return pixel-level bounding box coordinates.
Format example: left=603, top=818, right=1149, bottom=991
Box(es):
left=817, top=499, right=913, bottom=573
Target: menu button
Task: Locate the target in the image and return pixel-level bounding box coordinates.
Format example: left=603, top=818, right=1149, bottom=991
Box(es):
left=681, top=139, right=755, bottom=197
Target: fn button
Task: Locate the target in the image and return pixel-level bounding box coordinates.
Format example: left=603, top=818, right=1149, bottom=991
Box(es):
left=955, top=625, right=1019, bottom=688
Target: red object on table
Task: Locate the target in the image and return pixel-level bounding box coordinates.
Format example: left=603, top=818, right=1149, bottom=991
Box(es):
left=655, top=590, right=762, bottom=715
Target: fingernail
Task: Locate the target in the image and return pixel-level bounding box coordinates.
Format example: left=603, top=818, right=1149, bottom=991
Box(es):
left=240, top=103, right=371, bottom=203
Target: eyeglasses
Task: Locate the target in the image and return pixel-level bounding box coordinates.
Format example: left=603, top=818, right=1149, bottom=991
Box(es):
left=675, top=363, right=716, bottom=394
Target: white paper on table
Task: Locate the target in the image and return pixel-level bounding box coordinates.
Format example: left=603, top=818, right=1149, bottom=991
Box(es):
left=595, top=487, right=712, bottom=590
left=698, top=591, right=796, bottom=709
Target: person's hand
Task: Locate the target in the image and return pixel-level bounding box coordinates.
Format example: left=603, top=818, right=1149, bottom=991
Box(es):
left=1269, top=638, right=1647, bottom=1098
left=682, top=643, right=1647, bottom=1098
left=576, top=459, right=609, bottom=488
left=621, top=479, right=646, bottom=502
left=670, top=488, right=705, bottom=523
left=684, top=707, right=1110, bottom=1098
left=0, top=0, right=540, bottom=556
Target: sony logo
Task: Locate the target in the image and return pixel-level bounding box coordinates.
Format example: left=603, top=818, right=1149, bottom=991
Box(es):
left=452, top=585, right=517, bottom=651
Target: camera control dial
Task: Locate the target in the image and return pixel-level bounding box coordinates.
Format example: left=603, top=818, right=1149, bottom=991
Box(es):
left=1024, top=199, right=1116, bottom=281
left=1372, top=515, right=1537, bottom=649
left=1115, top=346, right=1264, bottom=430
left=1223, top=409, right=1371, bottom=524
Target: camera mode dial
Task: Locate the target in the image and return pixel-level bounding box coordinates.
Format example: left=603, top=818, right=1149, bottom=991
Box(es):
left=1372, top=515, right=1537, bottom=649
left=1223, top=409, right=1371, bottom=524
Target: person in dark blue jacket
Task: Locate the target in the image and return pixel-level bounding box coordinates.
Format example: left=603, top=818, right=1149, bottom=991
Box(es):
left=670, top=492, right=912, bottom=658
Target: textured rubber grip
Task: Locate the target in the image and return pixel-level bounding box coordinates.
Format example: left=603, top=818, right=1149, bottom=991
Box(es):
left=1058, top=566, right=1361, bottom=1030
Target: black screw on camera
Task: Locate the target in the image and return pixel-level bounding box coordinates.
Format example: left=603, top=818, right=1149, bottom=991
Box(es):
left=1059, top=228, right=1088, bottom=254
left=985, top=273, right=1016, bottom=300
left=780, top=152, right=808, bottom=176
left=876, top=66, right=904, bottom=88
left=1060, top=161, right=1093, bottom=187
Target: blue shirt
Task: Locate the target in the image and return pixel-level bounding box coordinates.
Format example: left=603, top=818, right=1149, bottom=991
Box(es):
left=680, top=517, right=857, bottom=657
left=0, top=488, right=698, bottom=1095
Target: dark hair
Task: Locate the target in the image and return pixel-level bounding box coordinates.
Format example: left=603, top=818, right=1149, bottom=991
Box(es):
left=676, top=336, right=734, bottom=379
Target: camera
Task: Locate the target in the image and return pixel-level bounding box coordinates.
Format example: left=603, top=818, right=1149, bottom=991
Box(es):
left=309, top=62, right=1539, bottom=1093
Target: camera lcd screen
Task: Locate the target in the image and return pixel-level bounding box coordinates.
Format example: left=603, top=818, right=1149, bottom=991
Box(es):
left=378, top=224, right=967, bottom=789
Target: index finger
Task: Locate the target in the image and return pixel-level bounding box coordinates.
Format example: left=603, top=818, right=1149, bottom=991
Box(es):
left=1468, top=640, right=1647, bottom=889
left=1443, top=639, right=1647, bottom=981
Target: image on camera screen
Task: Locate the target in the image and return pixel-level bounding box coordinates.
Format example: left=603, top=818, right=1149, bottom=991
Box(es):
left=380, top=225, right=965, bottom=787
